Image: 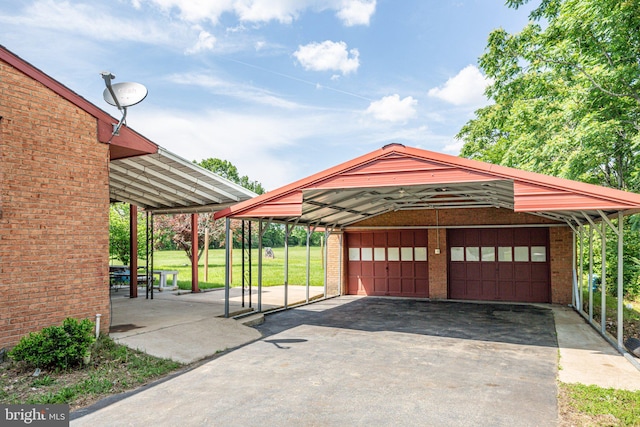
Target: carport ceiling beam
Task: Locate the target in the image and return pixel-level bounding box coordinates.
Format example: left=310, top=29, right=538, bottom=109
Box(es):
left=117, top=159, right=220, bottom=204
left=143, top=155, right=239, bottom=202
left=157, top=148, right=250, bottom=200
left=110, top=192, right=157, bottom=209
left=304, top=199, right=380, bottom=217
left=302, top=190, right=371, bottom=216
left=109, top=186, right=163, bottom=208
left=110, top=160, right=207, bottom=205
left=110, top=173, right=189, bottom=206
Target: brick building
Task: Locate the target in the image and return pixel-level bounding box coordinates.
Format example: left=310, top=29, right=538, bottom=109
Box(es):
left=0, top=46, right=159, bottom=348
left=0, top=46, right=255, bottom=349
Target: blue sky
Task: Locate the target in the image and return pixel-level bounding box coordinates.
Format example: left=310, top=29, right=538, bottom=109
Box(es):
left=0, top=1, right=534, bottom=191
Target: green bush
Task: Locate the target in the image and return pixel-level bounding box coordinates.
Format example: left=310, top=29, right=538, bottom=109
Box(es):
left=9, top=318, right=96, bottom=370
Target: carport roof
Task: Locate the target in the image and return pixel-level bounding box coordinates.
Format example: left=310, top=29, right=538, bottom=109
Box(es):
left=110, top=147, right=257, bottom=213
left=214, top=143, right=640, bottom=228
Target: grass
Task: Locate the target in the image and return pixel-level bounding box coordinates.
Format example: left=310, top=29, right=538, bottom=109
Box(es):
left=580, top=288, right=640, bottom=342
left=558, top=382, right=640, bottom=426
left=0, top=335, right=182, bottom=410
left=117, top=246, right=326, bottom=290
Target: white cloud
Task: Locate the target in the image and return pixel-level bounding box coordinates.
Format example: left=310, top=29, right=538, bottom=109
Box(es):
left=234, top=0, right=303, bottom=24
left=441, top=138, right=465, bottom=154
left=294, top=40, right=360, bottom=75
left=336, top=0, right=376, bottom=26
left=365, top=94, right=417, bottom=123
left=185, top=28, right=216, bottom=54
left=143, top=0, right=234, bottom=25
left=427, top=65, right=493, bottom=106
left=0, top=0, right=176, bottom=45
left=166, top=72, right=302, bottom=109
left=137, top=0, right=376, bottom=26
left=131, top=107, right=340, bottom=189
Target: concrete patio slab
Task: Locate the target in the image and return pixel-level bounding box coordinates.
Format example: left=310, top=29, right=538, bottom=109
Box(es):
left=74, top=298, right=559, bottom=426
left=108, top=285, right=324, bottom=363
left=552, top=305, right=640, bottom=391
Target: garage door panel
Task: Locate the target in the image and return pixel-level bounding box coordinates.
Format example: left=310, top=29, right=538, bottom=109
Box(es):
left=498, top=281, right=515, bottom=300
left=388, top=278, right=401, bottom=293
left=388, top=263, right=401, bottom=277
left=401, top=279, right=415, bottom=295
left=348, top=261, right=362, bottom=275
left=466, top=263, right=481, bottom=277
left=361, top=263, right=374, bottom=276
left=449, top=228, right=550, bottom=303
left=531, top=265, right=548, bottom=281
left=374, top=262, right=387, bottom=276
left=450, top=264, right=466, bottom=280
left=481, top=263, right=496, bottom=280
left=498, top=264, right=514, bottom=280
left=348, top=277, right=360, bottom=294
left=415, top=279, right=429, bottom=295
left=481, top=281, right=497, bottom=299
left=514, top=264, right=531, bottom=280
left=374, top=278, right=387, bottom=294
left=465, top=281, right=482, bottom=299
left=347, top=230, right=429, bottom=298
left=401, top=262, right=414, bottom=276
left=415, top=262, right=428, bottom=278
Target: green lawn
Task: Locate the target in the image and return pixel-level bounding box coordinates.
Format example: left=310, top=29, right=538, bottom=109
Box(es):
left=559, top=382, right=640, bottom=426
left=119, top=246, right=326, bottom=290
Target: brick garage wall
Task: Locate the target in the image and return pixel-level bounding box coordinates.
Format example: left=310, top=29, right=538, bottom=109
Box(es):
left=326, top=232, right=342, bottom=296
left=344, top=207, right=573, bottom=304
left=0, top=59, right=110, bottom=349
left=549, top=227, right=573, bottom=305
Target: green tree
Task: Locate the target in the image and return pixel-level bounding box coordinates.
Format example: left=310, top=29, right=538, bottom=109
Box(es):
left=458, top=0, right=640, bottom=298
left=458, top=0, right=640, bottom=191
left=152, top=159, right=266, bottom=265
left=196, top=158, right=265, bottom=195
left=109, top=203, right=148, bottom=265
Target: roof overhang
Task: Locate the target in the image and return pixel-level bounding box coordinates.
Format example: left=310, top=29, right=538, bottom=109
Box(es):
left=110, top=147, right=257, bottom=213
left=215, top=144, right=640, bottom=228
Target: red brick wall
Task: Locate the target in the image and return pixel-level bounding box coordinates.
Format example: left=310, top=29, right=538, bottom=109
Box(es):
left=0, top=59, right=110, bottom=349
left=330, top=208, right=573, bottom=304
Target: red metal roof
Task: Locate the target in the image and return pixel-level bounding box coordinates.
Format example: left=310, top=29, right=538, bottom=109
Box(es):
left=0, top=44, right=157, bottom=160
left=214, top=143, right=640, bottom=226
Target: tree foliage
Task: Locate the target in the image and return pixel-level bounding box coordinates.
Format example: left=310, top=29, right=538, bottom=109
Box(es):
left=458, top=0, right=640, bottom=298
left=458, top=0, right=640, bottom=191
left=197, top=158, right=266, bottom=195
left=109, top=203, right=148, bottom=265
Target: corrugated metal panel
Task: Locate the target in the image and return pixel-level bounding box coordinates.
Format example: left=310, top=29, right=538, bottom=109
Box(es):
left=109, top=148, right=256, bottom=212
left=215, top=144, right=640, bottom=227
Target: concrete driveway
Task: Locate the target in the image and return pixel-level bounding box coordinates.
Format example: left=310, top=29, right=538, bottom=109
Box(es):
left=72, top=297, right=558, bottom=426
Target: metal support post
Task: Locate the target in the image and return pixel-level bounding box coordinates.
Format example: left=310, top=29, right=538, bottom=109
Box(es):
left=224, top=217, right=231, bottom=318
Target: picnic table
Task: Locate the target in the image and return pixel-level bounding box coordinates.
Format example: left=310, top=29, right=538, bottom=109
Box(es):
left=109, top=266, right=178, bottom=291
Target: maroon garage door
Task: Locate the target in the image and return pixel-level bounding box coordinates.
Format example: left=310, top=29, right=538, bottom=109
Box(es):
left=448, top=228, right=550, bottom=303
left=347, top=230, right=429, bottom=297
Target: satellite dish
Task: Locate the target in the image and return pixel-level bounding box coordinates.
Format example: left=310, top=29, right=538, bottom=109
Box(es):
left=100, top=72, right=148, bottom=139
left=102, top=82, right=148, bottom=107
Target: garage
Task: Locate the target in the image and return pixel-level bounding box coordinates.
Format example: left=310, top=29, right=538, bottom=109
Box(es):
left=346, top=230, right=429, bottom=297
left=448, top=227, right=550, bottom=302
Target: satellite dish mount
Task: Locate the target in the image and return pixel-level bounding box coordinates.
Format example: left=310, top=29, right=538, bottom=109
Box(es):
left=101, top=72, right=148, bottom=138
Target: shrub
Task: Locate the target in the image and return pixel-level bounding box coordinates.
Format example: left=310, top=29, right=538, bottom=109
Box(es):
left=9, top=318, right=95, bottom=370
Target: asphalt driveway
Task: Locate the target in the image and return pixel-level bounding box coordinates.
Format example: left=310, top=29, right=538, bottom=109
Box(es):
left=72, top=296, right=558, bottom=426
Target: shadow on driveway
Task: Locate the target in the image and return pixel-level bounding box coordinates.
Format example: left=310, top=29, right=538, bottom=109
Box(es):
left=257, top=297, right=558, bottom=348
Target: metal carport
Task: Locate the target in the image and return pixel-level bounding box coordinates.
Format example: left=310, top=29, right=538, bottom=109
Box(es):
left=108, top=146, right=257, bottom=297
left=214, top=143, right=640, bottom=356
